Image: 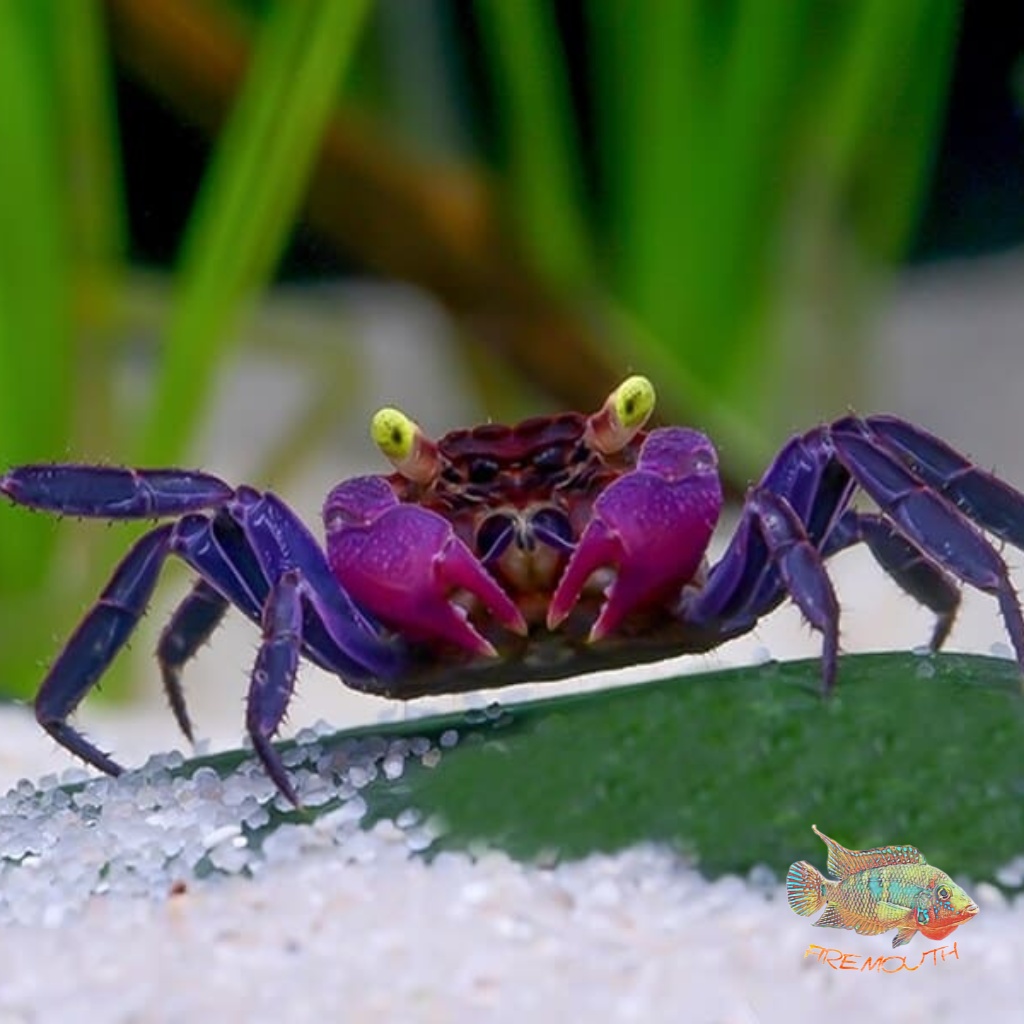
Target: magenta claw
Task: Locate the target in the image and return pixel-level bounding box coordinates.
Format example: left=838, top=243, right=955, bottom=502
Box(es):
left=548, top=428, right=723, bottom=640
left=546, top=519, right=620, bottom=632
left=433, top=536, right=528, bottom=639
left=325, top=476, right=526, bottom=657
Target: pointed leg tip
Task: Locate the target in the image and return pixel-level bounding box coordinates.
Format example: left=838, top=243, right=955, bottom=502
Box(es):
left=252, top=734, right=301, bottom=807
left=279, top=781, right=302, bottom=808
left=172, top=708, right=195, bottom=745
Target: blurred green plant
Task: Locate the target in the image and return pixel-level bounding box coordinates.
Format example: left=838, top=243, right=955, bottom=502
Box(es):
left=110, top=0, right=962, bottom=473
left=0, top=0, right=371, bottom=699
left=0, top=0, right=962, bottom=702
left=472, top=0, right=960, bottom=443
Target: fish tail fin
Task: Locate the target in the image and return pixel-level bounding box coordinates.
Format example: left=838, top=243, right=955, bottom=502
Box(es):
left=787, top=860, right=830, bottom=917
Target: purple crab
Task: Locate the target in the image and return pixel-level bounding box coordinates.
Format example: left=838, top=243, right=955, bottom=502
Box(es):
left=4, top=376, right=1024, bottom=802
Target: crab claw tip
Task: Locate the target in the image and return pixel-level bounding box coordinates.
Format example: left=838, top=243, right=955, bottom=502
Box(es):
left=466, top=631, right=499, bottom=659
left=545, top=604, right=569, bottom=632
left=437, top=540, right=526, bottom=640
left=547, top=519, right=621, bottom=634
left=508, top=608, right=529, bottom=637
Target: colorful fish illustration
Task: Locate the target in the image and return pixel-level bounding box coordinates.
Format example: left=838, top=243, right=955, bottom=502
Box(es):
left=787, top=825, right=979, bottom=948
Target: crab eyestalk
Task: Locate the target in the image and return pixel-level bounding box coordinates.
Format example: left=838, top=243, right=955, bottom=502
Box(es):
left=585, top=376, right=656, bottom=455
left=371, top=407, right=441, bottom=484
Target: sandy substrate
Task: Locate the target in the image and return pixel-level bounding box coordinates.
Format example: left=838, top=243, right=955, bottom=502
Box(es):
left=0, top=843, right=1020, bottom=1024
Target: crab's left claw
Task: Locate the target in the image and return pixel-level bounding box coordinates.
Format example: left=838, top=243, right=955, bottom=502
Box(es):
left=325, top=477, right=526, bottom=657
left=548, top=428, right=723, bottom=640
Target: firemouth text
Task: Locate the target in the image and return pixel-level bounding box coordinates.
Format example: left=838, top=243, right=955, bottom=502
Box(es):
left=803, top=943, right=960, bottom=972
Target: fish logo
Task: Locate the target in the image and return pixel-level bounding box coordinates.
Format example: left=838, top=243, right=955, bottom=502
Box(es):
left=787, top=825, right=979, bottom=948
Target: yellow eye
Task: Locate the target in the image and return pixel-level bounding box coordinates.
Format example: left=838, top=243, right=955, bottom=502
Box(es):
left=371, top=407, right=416, bottom=461
left=370, top=406, right=441, bottom=483
left=937, top=886, right=950, bottom=900
left=613, top=375, right=655, bottom=430
left=586, top=374, right=657, bottom=455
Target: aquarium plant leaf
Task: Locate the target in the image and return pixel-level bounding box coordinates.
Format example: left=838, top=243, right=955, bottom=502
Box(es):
left=137, top=0, right=373, bottom=466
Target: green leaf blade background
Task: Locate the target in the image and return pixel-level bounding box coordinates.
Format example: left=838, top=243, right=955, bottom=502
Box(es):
left=138, top=0, right=373, bottom=467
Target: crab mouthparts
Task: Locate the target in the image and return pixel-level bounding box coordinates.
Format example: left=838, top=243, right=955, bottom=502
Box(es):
left=476, top=507, right=576, bottom=615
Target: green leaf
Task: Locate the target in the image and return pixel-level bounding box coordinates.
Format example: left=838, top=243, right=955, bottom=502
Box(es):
left=58, top=0, right=126, bottom=304
left=591, top=0, right=705, bottom=348
left=137, top=0, right=373, bottom=466
left=57, top=0, right=126, bottom=462
left=585, top=1, right=961, bottom=463
left=475, top=0, right=594, bottom=290
left=206, top=652, right=1023, bottom=887
left=0, top=3, right=72, bottom=588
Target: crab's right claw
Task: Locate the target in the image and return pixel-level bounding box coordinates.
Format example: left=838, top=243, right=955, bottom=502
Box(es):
left=325, top=477, right=526, bottom=657
left=547, top=517, right=626, bottom=639
left=548, top=427, right=723, bottom=641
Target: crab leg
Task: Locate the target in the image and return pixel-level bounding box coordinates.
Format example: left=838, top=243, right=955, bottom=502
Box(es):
left=35, top=512, right=281, bottom=775
left=692, top=421, right=986, bottom=665
left=247, top=570, right=305, bottom=804
left=170, top=513, right=267, bottom=622
left=865, top=415, right=1024, bottom=549
left=230, top=488, right=404, bottom=678
left=220, top=487, right=434, bottom=795
left=31, top=516, right=277, bottom=777
left=747, top=489, right=841, bottom=691
left=682, top=479, right=844, bottom=692
left=156, top=510, right=277, bottom=740
left=169, top=498, right=400, bottom=679
left=822, top=510, right=960, bottom=651
left=163, top=492, right=407, bottom=784
left=33, top=487, right=403, bottom=791
left=1, top=465, right=234, bottom=517
left=693, top=430, right=854, bottom=627
left=156, top=580, right=230, bottom=741
left=35, top=525, right=174, bottom=776
left=160, top=502, right=318, bottom=741
left=829, top=423, right=1024, bottom=668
